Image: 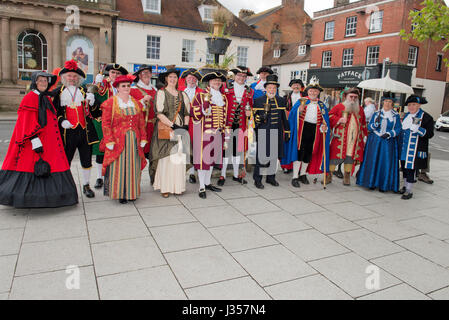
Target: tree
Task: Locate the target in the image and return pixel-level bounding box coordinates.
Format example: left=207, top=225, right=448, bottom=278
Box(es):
left=400, top=0, right=449, bottom=63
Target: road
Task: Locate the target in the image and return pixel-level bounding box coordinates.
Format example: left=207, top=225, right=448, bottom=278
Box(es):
left=1, top=120, right=448, bottom=162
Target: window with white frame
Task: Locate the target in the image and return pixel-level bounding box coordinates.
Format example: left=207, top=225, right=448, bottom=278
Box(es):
left=436, top=54, right=443, bottom=71
left=272, top=67, right=280, bottom=77
left=298, top=45, right=306, bottom=55
left=146, top=35, right=160, bottom=60
left=345, top=16, right=357, bottom=37
left=407, top=46, right=418, bottom=66
left=182, top=39, right=195, bottom=63
left=143, top=0, right=161, bottom=14
left=203, top=7, right=215, bottom=22
left=325, top=21, right=335, bottom=40
left=366, top=46, right=380, bottom=66
left=274, top=49, right=281, bottom=58
left=369, top=10, right=383, bottom=33
left=322, top=51, right=332, bottom=68
left=290, top=70, right=307, bottom=83
left=237, top=47, right=248, bottom=66
left=342, top=48, right=354, bottom=67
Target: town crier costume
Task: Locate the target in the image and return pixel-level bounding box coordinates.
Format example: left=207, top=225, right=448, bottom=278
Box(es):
left=282, top=77, right=331, bottom=188
left=191, top=70, right=228, bottom=199
left=328, top=87, right=367, bottom=186
left=218, top=66, right=254, bottom=186
left=102, top=75, right=148, bottom=204
left=130, top=64, right=157, bottom=157
left=92, top=63, right=128, bottom=189
left=178, top=68, right=203, bottom=184
left=250, top=67, right=274, bottom=100
left=252, top=74, right=290, bottom=189
left=53, top=60, right=99, bottom=198
left=0, top=71, right=78, bottom=208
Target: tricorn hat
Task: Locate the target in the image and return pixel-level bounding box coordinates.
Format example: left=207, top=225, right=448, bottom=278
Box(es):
left=304, top=76, right=323, bottom=94
left=133, top=64, right=153, bottom=82
left=59, top=60, right=86, bottom=78
left=158, top=68, right=180, bottom=85
left=382, top=91, right=397, bottom=102
left=201, top=70, right=227, bottom=83
left=105, top=63, right=129, bottom=76
left=405, top=95, right=428, bottom=105
left=257, top=66, right=274, bottom=75
left=113, top=74, right=137, bottom=88
left=289, top=79, right=305, bottom=88
left=264, top=74, right=280, bottom=88
left=230, top=66, right=253, bottom=77
left=181, top=68, right=202, bottom=81
left=343, top=87, right=361, bottom=97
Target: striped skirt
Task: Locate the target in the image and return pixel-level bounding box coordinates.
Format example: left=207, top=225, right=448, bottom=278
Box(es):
left=104, top=130, right=141, bottom=200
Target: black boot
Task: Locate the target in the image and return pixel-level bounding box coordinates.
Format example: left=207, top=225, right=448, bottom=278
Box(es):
left=199, top=189, right=207, bottom=199
left=217, top=176, right=225, bottom=186
left=94, top=178, right=103, bottom=189
left=266, top=179, right=279, bottom=187
left=83, top=184, right=95, bottom=198
left=189, top=174, right=197, bottom=184
left=206, top=184, right=222, bottom=192
left=299, top=175, right=310, bottom=185
left=254, top=181, right=264, bottom=189
left=401, top=192, right=413, bottom=200
left=291, top=178, right=300, bottom=188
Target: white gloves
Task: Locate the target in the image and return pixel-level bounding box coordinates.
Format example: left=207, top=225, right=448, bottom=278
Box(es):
left=31, top=137, right=43, bottom=150
left=86, top=93, right=95, bottom=106
left=410, top=124, right=420, bottom=133
left=61, top=120, right=74, bottom=129
left=140, top=141, right=147, bottom=148
left=95, top=74, right=104, bottom=84
left=107, top=144, right=114, bottom=151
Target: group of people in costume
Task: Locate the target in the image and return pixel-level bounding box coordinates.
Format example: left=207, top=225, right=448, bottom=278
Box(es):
left=0, top=62, right=435, bottom=208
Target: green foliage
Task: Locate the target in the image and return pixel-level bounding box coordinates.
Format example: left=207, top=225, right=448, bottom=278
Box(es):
left=400, top=0, right=449, bottom=65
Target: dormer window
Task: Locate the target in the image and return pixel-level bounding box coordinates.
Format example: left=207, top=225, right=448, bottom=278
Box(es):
left=298, top=45, right=306, bottom=56
left=274, top=49, right=281, bottom=58
left=143, top=0, right=161, bottom=14
left=199, top=5, right=217, bottom=23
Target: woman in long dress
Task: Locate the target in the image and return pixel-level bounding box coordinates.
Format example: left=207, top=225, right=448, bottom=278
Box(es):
left=149, top=68, right=191, bottom=198
left=0, top=71, right=78, bottom=208
left=101, top=75, right=148, bottom=204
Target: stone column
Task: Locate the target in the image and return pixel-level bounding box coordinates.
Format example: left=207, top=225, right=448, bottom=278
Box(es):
left=1, top=17, right=12, bottom=83
left=53, top=23, right=61, bottom=70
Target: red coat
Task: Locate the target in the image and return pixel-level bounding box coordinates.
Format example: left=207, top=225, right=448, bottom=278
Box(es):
left=2, top=91, right=69, bottom=173
left=223, top=86, right=254, bottom=153
left=130, top=86, right=157, bottom=154
left=101, top=96, right=148, bottom=176
left=329, top=103, right=367, bottom=163
left=179, top=85, right=203, bottom=143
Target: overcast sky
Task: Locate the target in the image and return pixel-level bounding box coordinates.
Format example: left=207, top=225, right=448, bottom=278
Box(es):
left=220, top=0, right=449, bottom=17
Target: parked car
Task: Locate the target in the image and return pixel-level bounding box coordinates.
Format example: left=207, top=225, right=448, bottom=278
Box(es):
left=435, top=111, right=449, bottom=131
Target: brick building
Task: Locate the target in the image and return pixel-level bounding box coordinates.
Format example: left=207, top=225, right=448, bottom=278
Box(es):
left=241, top=0, right=312, bottom=92
left=308, top=0, right=448, bottom=118
left=0, top=0, right=117, bottom=110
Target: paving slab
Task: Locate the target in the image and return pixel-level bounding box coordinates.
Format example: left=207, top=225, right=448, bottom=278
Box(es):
left=227, top=197, right=281, bottom=216
left=185, top=277, right=271, bottom=300
left=209, top=222, right=277, bottom=253
left=265, top=274, right=353, bottom=300
left=429, top=287, right=449, bottom=300
left=24, top=215, right=87, bottom=243
left=139, top=205, right=197, bottom=227
left=150, top=222, right=218, bottom=253
left=164, top=246, right=247, bottom=288
left=300, top=190, right=349, bottom=206
left=217, top=185, right=259, bottom=200
left=372, top=251, right=449, bottom=294
left=275, top=229, right=350, bottom=262
left=0, top=209, right=28, bottom=230
left=10, top=266, right=98, bottom=300
left=134, top=192, right=181, bottom=209
left=91, top=237, right=166, bottom=277
left=177, top=191, right=227, bottom=210
left=421, top=207, right=449, bottom=225
left=190, top=205, right=248, bottom=228
left=0, top=255, right=16, bottom=293
left=309, top=253, right=402, bottom=298
left=87, top=216, right=150, bottom=244
left=401, top=217, right=449, bottom=241
left=0, top=228, right=23, bottom=256
left=84, top=200, right=139, bottom=221
left=356, top=217, right=424, bottom=241
left=323, top=202, right=380, bottom=221
left=296, top=211, right=360, bottom=235
left=396, top=235, right=449, bottom=268
left=97, top=266, right=186, bottom=300
left=270, top=197, right=324, bottom=215
left=248, top=211, right=311, bottom=235
left=357, top=283, right=430, bottom=300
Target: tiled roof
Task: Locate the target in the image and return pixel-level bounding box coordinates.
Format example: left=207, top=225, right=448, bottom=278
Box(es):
left=242, top=5, right=283, bottom=26
left=263, top=42, right=310, bottom=66
left=117, top=0, right=265, bottom=41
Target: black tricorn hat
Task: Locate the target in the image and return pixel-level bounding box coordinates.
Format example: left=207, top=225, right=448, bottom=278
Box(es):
left=264, top=74, right=280, bottom=88
left=257, top=66, right=274, bottom=75
left=382, top=91, right=397, bottom=102
left=230, top=66, right=253, bottom=77
left=201, top=70, right=227, bottom=83
left=59, top=60, right=86, bottom=78
left=105, top=63, right=129, bottom=76
left=181, top=68, right=202, bottom=81
left=289, top=79, right=305, bottom=88
left=133, top=64, right=153, bottom=81
left=158, top=68, right=180, bottom=85
left=405, top=95, right=428, bottom=105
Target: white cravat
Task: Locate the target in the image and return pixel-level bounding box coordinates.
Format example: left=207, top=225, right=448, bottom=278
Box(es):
left=291, top=92, right=301, bottom=108
left=60, top=86, right=84, bottom=106
left=137, top=80, right=156, bottom=91
left=380, top=110, right=393, bottom=135
left=184, top=86, right=197, bottom=102
left=402, top=112, right=417, bottom=130
left=210, top=88, right=225, bottom=107
left=117, top=96, right=135, bottom=109
left=255, top=80, right=266, bottom=92
left=234, top=83, right=245, bottom=104
left=304, top=101, right=318, bottom=124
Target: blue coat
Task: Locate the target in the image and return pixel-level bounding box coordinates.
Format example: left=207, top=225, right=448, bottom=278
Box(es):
left=357, top=110, right=402, bottom=192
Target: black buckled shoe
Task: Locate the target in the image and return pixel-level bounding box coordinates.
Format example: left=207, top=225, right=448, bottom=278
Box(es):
left=266, top=179, right=279, bottom=187
left=199, top=189, right=207, bottom=199
left=189, top=174, right=197, bottom=184
left=399, top=187, right=406, bottom=195
left=94, top=178, right=103, bottom=189
left=206, top=184, right=222, bottom=192
left=291, top=178, right=300, bottom=188
left=299, top=175, right=310, bottom=185
left=401, top=192, right=413, bottom=200
left=217, top=176, right=225, bottom=186
left=83, top=184, right=95, bottom=198
left=233, top=176, right=247, bottom=184
left=254, top=181, right=264, bottom=189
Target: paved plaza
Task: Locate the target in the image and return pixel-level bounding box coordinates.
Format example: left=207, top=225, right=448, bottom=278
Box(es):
left=1, top=158, right=449, bottom=300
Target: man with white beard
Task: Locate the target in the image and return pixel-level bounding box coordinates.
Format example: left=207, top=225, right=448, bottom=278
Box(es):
left=328, top=88, right=368, bottom=186
left=53, top=60, right=99, bottom=198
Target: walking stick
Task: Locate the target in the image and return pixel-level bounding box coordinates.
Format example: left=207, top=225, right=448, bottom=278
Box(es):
left=242, top=103, right=251, bottom=184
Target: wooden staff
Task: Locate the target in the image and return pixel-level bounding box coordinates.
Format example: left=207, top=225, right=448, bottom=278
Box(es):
left=321, top=107, right=327, bottom=190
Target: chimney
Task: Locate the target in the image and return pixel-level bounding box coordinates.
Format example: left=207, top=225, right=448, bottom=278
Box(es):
left=271, top=24, right=282, bottom=50
left=302, top=22, right=313, bottom=43
left=334, top=0, right=349, bottom=7
left=282, top=0, right=305, bottom=9
left=239, top=9, right=255, bottom=20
